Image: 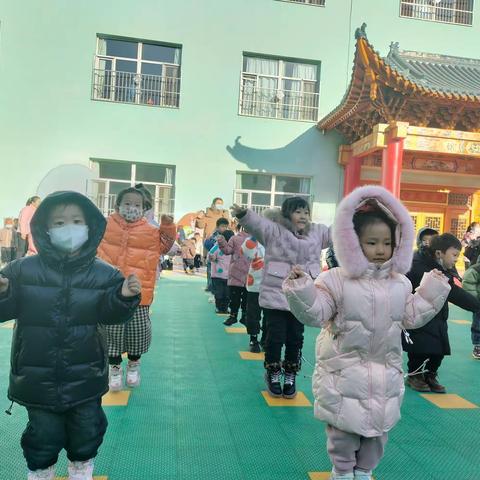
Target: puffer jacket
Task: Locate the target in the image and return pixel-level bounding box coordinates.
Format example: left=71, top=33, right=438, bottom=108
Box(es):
left=463, top=263, right=480, bottom=300
left=181, top=239, right=197, bottom=260
left=0, top=191, right=140, bottom=412
left=208, top=244, right=231, bottom=280
left=238, top=209, right=330, bottom=311
left=283, top=186, right=451, bottom=437
left=218, top=231, right=251, bottom=287
left=241, top=237, right=265, bottom=293
left=97, top=213, right=176, bottom=306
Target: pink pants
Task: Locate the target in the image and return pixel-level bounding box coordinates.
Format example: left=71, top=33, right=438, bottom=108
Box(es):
left=326, top=424, right=388, bottom=475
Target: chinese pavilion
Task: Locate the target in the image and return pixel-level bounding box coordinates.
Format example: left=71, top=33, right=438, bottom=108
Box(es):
left=318, top=24, right=480, bottom=237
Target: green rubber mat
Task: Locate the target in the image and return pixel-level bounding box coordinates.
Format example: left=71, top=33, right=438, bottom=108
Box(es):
left=1, top=272, right=479, bottom=479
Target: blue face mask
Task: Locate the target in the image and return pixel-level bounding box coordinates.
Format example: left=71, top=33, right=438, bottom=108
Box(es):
left=48, top=224, right=89, bottom=254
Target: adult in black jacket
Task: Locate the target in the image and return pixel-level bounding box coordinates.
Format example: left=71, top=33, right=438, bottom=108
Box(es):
left=404, top=233, right=480, bottom=394
left=0, top=191, right=141, bottom=479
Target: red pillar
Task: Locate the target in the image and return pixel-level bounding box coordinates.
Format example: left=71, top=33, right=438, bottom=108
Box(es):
left=381, top=137, right=404, bottom=198
left=343, top=156, right=362, bottom=197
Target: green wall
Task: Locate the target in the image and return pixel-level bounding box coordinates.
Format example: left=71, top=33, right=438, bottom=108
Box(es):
left=0, top=0, right=479, bottom=223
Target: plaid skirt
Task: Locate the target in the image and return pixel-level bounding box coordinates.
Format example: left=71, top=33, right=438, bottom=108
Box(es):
left=105, top=305, right=152, bottom=357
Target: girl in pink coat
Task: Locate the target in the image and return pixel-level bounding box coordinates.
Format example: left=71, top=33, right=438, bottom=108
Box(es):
left=283, top=186, right=451, bottom=480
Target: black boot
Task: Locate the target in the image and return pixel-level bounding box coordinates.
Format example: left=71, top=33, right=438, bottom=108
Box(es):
left=223, top=315, right=237, bottom=326
left=249, top=336, right=261, bottom=353
left=424, top=372, right=446, bottom=394
left=264, top=364, right=282, bottom=398
left=283, top=362, right=300, bottom=399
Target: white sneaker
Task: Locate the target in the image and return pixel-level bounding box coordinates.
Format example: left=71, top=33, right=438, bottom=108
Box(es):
left=330, top=469, right=354, bottom=480
left=354, top=470, right=373, bottom=480
left=27, top=466, right=55, bottom=480
left=68, top=458, right=94, bottom=480
left=109, top=364, right=123, bottom=391
left=126, top=360, right=141, bottom=387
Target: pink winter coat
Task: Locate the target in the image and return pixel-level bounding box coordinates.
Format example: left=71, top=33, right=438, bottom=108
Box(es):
left=283, top=186, right=451, bottom=438
left=208, top=243, right=231, bottom=280
left=218, top=231, right=250, bottom=287
left=238, top=209, right=330, bottom=311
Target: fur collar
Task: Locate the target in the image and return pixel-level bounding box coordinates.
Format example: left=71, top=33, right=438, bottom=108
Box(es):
left=263, top=208, right=311, bottom=236
left=332, top=186, right=415, bottom=278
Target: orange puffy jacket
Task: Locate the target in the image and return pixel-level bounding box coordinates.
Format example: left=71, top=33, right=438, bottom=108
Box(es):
left=97, top=213, right=176, bottom=306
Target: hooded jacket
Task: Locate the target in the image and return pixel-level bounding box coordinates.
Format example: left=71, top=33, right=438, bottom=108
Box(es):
left=238, top=209, right=330, bottom=311
left=283, top=186, right=450, bottom=437
left=218, top=231, right=251, bottom=287
left=0, top=191, right=139, bottom=412
left=97, top=213, right=176, bottom=306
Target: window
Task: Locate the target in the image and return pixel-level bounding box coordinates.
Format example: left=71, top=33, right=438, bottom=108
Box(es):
left=400, top=0, right=474, bottom=26
left=88, top=160, right=176, bottom=220
left=92, top=37, right=181, bottom=107
left=277, top=0, right=325, bottom=5
left=234, top=172, right=312, bottom=213
left=239, top=55, right=320, bottom=122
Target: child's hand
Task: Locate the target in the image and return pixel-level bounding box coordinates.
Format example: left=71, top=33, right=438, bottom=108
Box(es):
left=430, top=268, right=447, bottom=280
left=0, top=275, right=9, bottom=294
left=161, top=214, right=174, bottom=225
left=231, top=204, right=247, bottom=218
left=121, top=274, right=141, bottom=297
left=288, top=265, right=306, bottom=280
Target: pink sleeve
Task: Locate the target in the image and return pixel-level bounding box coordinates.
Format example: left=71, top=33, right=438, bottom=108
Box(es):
left=19, top=207, right=34, bottom=236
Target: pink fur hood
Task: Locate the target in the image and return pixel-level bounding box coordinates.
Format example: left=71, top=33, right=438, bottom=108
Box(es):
left=333, top=185, right=415, bottom=278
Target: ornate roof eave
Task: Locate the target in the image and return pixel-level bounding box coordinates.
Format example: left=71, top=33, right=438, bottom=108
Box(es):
left=318, top=24, right=480, bottom=134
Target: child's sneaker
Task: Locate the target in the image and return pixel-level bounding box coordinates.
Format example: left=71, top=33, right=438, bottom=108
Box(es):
left=406, top=373, right=430, bottom=392
left=109, top=364, right=123, bottom=391
left=126, top=360, right=141, bottom=388
left=354, top=469, right=373, bottom=480
left=223, top=315, right=237, bottom=326
left=68, top=458, right=94, bottom=480
left=330, top=469, right=354, bottom=480
left=27, top=466, right=55, bottom=480
left=424, top=372, right=446, bottom=393
left=265, top=367, right=283, bottom=397
left=283, top=371, right=297, bottom=399
left=249, top=337, right=261, bottom=353
left=473, top=345, right=480, bottom=359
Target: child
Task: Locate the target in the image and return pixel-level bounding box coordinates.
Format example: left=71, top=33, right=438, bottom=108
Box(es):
left=241, top=236, right=266, bottom=353
left=181, top=236, right=197, bottom=274
left=0, top=191, right=141, bottom=480
left=209, top=229, right=234, bottom=314
left=217, top=226, right=250, bottom=326
left=97, top=187, right=176, bottom=391
left=462, top=259, right=480, bottom=359
left=0, top=218, right=16, bottom=266
left=283, top=186, right=451, bottom=480
left=231, top=197, right=330, bottom=399
left=404, top=233, right=480, bottom=393
left=193, top=232, right=203, bottom=272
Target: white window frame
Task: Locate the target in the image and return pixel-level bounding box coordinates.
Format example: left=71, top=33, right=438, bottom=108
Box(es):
left=88, top=160, right=175, bottom=218
left=276, top=0, right=325, bottom=6
left=239, top=56, right=320, bottom=122
left=92, top=37, right=181, bottom=107
left=234, top=172, right=313, bottom=212
left=399, top=0, right=474, bottom=26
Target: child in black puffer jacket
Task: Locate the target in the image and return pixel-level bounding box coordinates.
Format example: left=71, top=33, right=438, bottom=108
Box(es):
left=0, top=191, right=141, bottom=480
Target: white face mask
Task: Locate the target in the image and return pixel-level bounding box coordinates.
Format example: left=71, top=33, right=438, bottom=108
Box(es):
left=214, top=203, right=224, bottom=211
left=48, top=224, right=89, bottom=254
left=119, top=206, right=143, bottom=222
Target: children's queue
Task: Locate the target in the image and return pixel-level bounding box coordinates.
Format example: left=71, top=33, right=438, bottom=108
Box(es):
left=1, top=186, right=479, bottom=480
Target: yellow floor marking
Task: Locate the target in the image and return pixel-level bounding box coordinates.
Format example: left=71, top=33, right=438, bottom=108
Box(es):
left=239, top=351, right=265, bottom=361
left=225, top=327, right=247, bottom=334
left=1, top=321, right=14, bottom=329
left=216, top=313, right=230, bottom=316
left=102, top=390, right=131, bottom=406
left=308, top=473, right=375, bottom=480
left=420, top=393, right=478, bottom=409
left=451, top=319, right=472, bottom=325
left=261, top=391, right=312, bottom=407
left=57, top=477, right=108, bottom=480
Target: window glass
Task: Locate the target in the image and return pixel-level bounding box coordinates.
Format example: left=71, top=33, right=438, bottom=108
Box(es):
left=275, top=176, right=311, bottom=194
left=135, top=163, right=171, bottom=184
left=142, top=43, right=180, bottom=63
left=239, top=173, right=272, bottom=191
left=98, top=161, right=132, bottom=181
left=105, top=39, right=138, bottom=59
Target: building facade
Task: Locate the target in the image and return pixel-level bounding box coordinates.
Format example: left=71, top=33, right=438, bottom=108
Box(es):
left=0, top=0, right=479, bottom=227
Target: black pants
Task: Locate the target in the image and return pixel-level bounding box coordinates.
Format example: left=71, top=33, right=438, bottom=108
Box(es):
left=1, top=247, right=15, bottom=264
left=183, top=259, right=194, bottom=271
left=263, top=308, right=304, bottom=369
left=212, top=278, right=229, bottom=311
left=194, top=254, right=202, bottom=269
left=246, top=292, right=262, bottom=336
left=407, top=353, right=444, bottom=374
left=22, top=398, right=107, bottom=471
left=229, top=286, right=247, bottom=319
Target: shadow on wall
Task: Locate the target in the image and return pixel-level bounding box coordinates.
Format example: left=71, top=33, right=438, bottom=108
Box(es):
left=226, top=126, right=343, bottom=205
